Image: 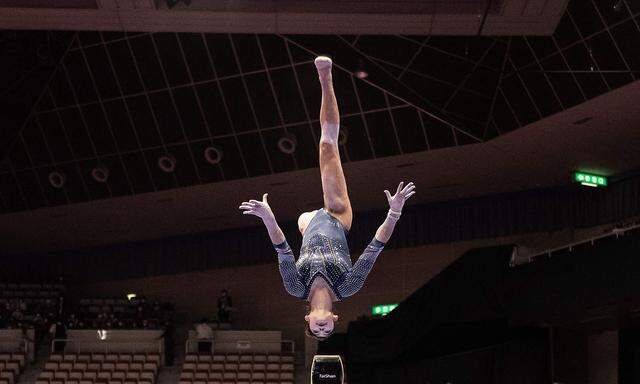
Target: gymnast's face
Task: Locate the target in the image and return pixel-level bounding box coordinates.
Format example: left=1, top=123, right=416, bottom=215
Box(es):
left=305, top=309, right=338, bottom=339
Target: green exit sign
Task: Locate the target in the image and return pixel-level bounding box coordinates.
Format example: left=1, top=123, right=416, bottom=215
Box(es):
left=574, top=172, right=607, bottom=188
left=372, top=304, right=398, bottom=316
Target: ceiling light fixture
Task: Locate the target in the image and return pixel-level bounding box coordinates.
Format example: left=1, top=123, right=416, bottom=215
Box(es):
left=354, top=60, right=368, bottom=79
left=204, top=146, right=223, bottom=165
left=613, top=0, right=624, bottom=12
left=158, top=155, right=176, bottom=173
left=91, top=166, right=109, bottom=183
left=48, top=171, right=66, bottom=189
left=278, top=133, right=297, bottom=154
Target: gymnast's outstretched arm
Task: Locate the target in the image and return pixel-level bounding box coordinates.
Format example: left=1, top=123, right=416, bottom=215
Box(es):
left=337, top=181, right=416, bottom=298
left=239, top=194, right=305, bottom=298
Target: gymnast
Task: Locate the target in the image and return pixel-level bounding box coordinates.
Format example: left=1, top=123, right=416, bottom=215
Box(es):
left=239, top=56, right=415, bottom=341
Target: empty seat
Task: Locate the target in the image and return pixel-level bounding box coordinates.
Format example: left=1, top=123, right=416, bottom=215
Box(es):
left=266, top=372, right=279, bottom=380
left=210, top=363, right=223, bottom=372
left=92, top=354, right=105, bottom=363
left=266, top=363, right=279, bottom=371
left=59, top=362, right=73, bottom=371
left=146, top=355, right=160, bottom=365
left=118, top=354, right=132, bottom=363
left=87, top=363, right=100, bottom=372
left=63, top=355, right=76, bottom=362
left=69, top=371, right=83, bottom=380
left=125, top=371, right=140, bottom=380
left=281, top=363, right=294, bottom=371
left=132, top=354, right=146, bottom=363
left=140, top=371, right=155, bottom=381
left=225, top=355, right=239, bottom=363
left=266, top=355, right=280, bottom=363
left=83, top=371, right=97, bottom=380
left=3, top=362, right=18, bottom=375
left=196, top=363, right=210, bottom=372
left=253, top=363, right=266, bottom=371
left=237, top=372, right=251, bottom=380
left=74, top=362, right=88, bottom=371
left=238, top=363, right=252, bottom=372
left=102, top=362, right=116, bottom=372
left=280, top=372, right=294, bottom=380
left=112, top=371, right=126, bottom=381
left=97, top=371, right=111, bottom=381
left=253, top=355, right=266, bottom=363
left=10, top=354, right=25, bottom=368
left=39, top=371, right=54, bottom=381
left=45, top=362, right=58, bottom=371
left=115, top=362, right=129, bottom=372
left=143, top=362, right=158, bottom=375
left=222, top=372, right=237, bottom=380
left=79, top=380, right=92, bottom=384
left=105, top=354, right=118, bottom=363
left=224, top=363, right=238, bottom=371
left=281, top=355, right=294, bottom=363
left=212, top=355, right=225, bottom=363
left=50, top=355, right=63, bottom=362
left=77, top=354, right=91, bottom=362
left=194, top=372, right=208, bottom=380
left=185, top=355, right=198, bottom=363
left=54, top=371, right=68, bottom=380
left=130, top=362, right=143, bottom=372
left=199, top=355, right=212, bottom=363
left=183, top=363, right=196, bottom=372
left=180, top=372, right=194, bottom=380
left=239, top=355, right=252, bottom=363
left=208, top=372, right=223, bottom=380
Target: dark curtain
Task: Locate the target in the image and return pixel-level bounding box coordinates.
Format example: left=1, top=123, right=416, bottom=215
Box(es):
left=346, top=231, right=640, bottom=383
left=1, top=173, right=639, bottom=283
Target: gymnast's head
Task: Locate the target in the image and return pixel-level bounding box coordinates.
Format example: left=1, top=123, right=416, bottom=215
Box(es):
left=305, top=307, right=339, bottom=341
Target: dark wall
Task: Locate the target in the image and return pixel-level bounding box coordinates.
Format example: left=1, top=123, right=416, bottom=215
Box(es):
left=2, top=172, right=639, bottom=283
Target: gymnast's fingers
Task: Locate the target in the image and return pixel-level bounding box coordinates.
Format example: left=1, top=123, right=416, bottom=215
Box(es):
left=384, top=190, right=392, bottom=202
left=396, top=182, right=404, bottom=194
left=242, top=210, right=256, bottom=215
left=249, top=199, right=261, bottom=204
left=405, top=191, right=416, bottom=199
left=239, top=204, right=253, bottom=210
left=401, top=183, right=415, bottom=195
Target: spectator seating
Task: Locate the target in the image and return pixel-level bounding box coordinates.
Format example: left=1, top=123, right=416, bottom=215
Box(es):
left=179, top=353, right=294, bottom=384
left=36, top=352, right=160, bottom=384
left=0, top=352, right=26, bottom=384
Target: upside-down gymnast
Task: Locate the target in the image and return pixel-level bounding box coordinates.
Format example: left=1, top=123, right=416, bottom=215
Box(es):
left=239, top=56, right=416, bottom=341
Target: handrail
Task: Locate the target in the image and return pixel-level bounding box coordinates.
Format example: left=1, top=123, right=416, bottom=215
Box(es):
left=51, top=337, right=163, bottom=355
left=185, top=338, right=295, bottom=355
left=514, top=221, right=640, bottom=266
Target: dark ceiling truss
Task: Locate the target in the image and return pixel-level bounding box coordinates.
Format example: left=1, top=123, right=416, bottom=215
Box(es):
left=0, top=0, right=639, bottom=214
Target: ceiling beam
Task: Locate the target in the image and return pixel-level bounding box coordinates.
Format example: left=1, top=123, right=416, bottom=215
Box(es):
left=0, top=0, right=567, bottom=35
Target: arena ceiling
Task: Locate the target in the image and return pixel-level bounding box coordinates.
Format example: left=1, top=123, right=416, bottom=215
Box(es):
left=0, top=0, right=638, bottom=220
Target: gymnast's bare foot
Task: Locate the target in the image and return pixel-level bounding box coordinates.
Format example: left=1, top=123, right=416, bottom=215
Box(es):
left=315, top=56, right=333, bottom=79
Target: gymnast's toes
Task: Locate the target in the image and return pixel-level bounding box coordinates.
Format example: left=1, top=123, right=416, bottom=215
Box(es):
left=315, top=56, right=333, bottom=72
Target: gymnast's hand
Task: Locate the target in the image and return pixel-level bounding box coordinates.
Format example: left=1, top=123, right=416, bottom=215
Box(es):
left=384, top=182, right=416, bottom=212
left=239, top=193, right=275, bottom=222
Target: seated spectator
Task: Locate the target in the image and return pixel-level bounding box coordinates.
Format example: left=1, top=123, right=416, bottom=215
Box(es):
left=196, top=318, right=213, bottom=354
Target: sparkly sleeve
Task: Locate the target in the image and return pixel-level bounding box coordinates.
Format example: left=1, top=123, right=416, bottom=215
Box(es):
left=337, top=238, right=386, bottom=298
left=274, top=241, right=306, bottom=299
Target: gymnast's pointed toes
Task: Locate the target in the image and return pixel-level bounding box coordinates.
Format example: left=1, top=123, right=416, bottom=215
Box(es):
left=315, top=56, right=333, bottom=71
